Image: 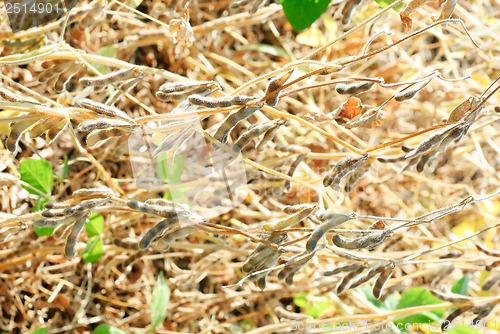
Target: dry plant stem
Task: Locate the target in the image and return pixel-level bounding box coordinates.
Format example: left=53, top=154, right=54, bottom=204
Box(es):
left=339, top=19, right=480, bottom=67
left=202, top=130, right=319, bottom=190
left=200, top=222, right=278, bottom=249
left=109, top=0, right=168, bottom=28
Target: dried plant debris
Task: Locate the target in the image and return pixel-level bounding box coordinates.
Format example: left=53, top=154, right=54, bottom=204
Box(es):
left=323, top=152, right=370, bottom=190
left=156, top=80, right=220, bottom=102
left=306, top=212, right=354, bottom=251
left=331, top=230, right=393, bottom=250
left=79, top=67, right=143, bottom=86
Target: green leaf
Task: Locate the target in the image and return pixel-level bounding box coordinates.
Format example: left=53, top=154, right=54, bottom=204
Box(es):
left=394, top=287, right=446, bottom=332
left=243, top=44, right=290, bottom=60
left=358, top=286, right=398, bottom=312
left=156, top=153, right=184, bottom=184
left=292, top=293, right=333, bottom=319
left=20, top=159, right=53, bottom=195
left=62, top=156, right=69, bottom=177
left=451, top=274, right=470, bottom=295
left=281, top=0, right=332, bottom=31
left=93, top=324, right=127, bottom=334
left=373, top=0, right=403, bottom=10
left=34, top=198, right=54, bottom=236
left=81, top=236, right=103, bottom=263
left=148, top=272, right=170, bottom=332
left=85, top=213, right=104, bottom=236
left=90, top=46, right=116, bottom=75
left=28, top=328, right=49, bottom=334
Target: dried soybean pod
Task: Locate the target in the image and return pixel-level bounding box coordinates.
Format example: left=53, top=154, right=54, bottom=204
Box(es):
left=476, top=243, right=500, bottom=257
left=113, top=237, right=139, bottom=250
left=306, top=213, right=353, bottom=252
left=234, top=119, right=284, bottom=153
left=256, top=119, right=286, bottom=151
left=264, top=70, right=293, bottom=106
left=284, top=148, right=310, bottom=192
left=46, top=119, right=67, bottom=145
left=263, top=204, right=316, bottom=231
left=79, top=67, right=142, bottom=86
left=372, top=265, right=394, bottom=300
left=430, top=289, right=471, bottom=303
left=7, top=119, right=38, bottom=152
left=438, top=0, right=457, bottom=20
left=0, top=87, right=41, bottom=104
left=63, top=204, right=86, bottom=216
left=42, top=208, right=67, bottom=218
left=86, top=128, right=130, bottom=147
left=283, top=204, right=315, bottom=214
left=72, top=187, right=114, bottom=198
left=77, top=119, right=137, bottom=132
left=139, top=218, right=177, bottom=250
left=277, top=252, right=316, bottom=285
left=80, top=197, right=110, bottom=209
left=214, top=105, right=261, bottom=144
left=341, top=0, right=363, bottom=25
left=404, top=130, right=448, bottom=160
left=323, top=153, right=369, bottom=189
left=77, top=99, right=134, bottom=122
left=349, top=265, right=386, bottom=289
left=43, top=202, right=70, bottom=209
left=33, top=217, right=68, bottom=227
left=188, top=94, right=256, bottom=108
left=430, top=265, right=454, bottom=287
left=335, top=81, right=376, bottom=95
left=472, top=303, right=496, bottom=325
left=242, top=246, right=277, bottom=273
left=331, top=231, right=391, bottom=250
left=29, top=117, right=62, bottom=138
left=336, top=265, right=366, bottom=294
left=441, top=306, right=474, bottom=330
left=126, top=199, right=178, bottom=218
left=394, top=77, right=432, bottom=102
left=481, top=273, right=500, bottom=291
left=64, top=216, right=87, bottom=259
left=447, top=97, right=480, bottom=122
left=155, top=225, right=198, bottom=250
left=324, top=263, right=363, bottom=276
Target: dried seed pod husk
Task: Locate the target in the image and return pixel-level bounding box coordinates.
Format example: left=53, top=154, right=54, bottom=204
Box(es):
left=43, top=202, right=71, bottom=209
left=283, top=203, right=315, bottom=214
left=324, top=263, right=364, bottom=276
left=331, top=230, right=392, bottom=250
left=243, top=234, right=287, bottom=272
left=263, top=204, right=316, bottom=231
left=80, top=197, right=110, bottom=209
left=486, top=260, right=500, bottom=271
left=127, top=199, right=180, bottom=218
left=79, top=67, right=143, bottom=86
left=33, top=216, right=77, bottom=227
left=77, top=99, right=134, bottom=122
left=323, top=152, right=369, bottom=190
left=264, top=70, right=293, bottom=106
left=155, top=225, right=199, bottom=251
left=152, top=126, right=195, bottom=159
left=341, top=0, right=363, bottom=25
left=399, top=0, right=433, bottom=32
left=188, top=94, right=256, bottom=108
left=277, top=251, right=316, bottom=285
left=306, top=213, right=353, bottom=252
left=476, top=243, right=500, bottom=257
left=72, top=187, right=114, bottom=198
left=7, top=118, right=38, bottom=152
left=284, top=148, right=310, bottom=192
left=234, top=119, right=284, bottom=154
left=437, top=0, right=457, bottom=20
left=442, top=306, right=474, bottom=331
left=345, top=107, right=384, bottom=128
left=77, top=119, right=138, bottom=132
left=214, top=105, right=261, bottom=144
left=394, top=77, right=433, bottom=102
left=349, top=265, right=387, bottom=289
left=62, top=204, right=87, bottom=217
left=256, top=119, right=286, bottom=151
left=0, top=87, right=41, bottom=104
left=430, top=289, right=472, bottom=303
left=156, top=80, right=219, bottom=101
left=335, top=80, right=376, bottom=95
left=481, top=273, right=500, bottom=291
left=86, top=128, right=130, bottom=147
left=275, top=306, right=312, bottom=321
left=448, top=96, right=482, bottom=122
left=139, top=217, right=179, bottom=250
left=42, top=208, right=67, bottom=218
left=404, top=123, right=460, bottom=160
left=113, top=237, right=139, bottom=250
left=29, top=117, right=62, bottom=138
left=46, top=119, right=67, bottom=145
left=64, top=215, right=88, bottom=259
left=372, top=265, right=394, bottom=300
left=472, top=303, right=497, bottom=325
left=337, top=265, right=366, bottom=294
